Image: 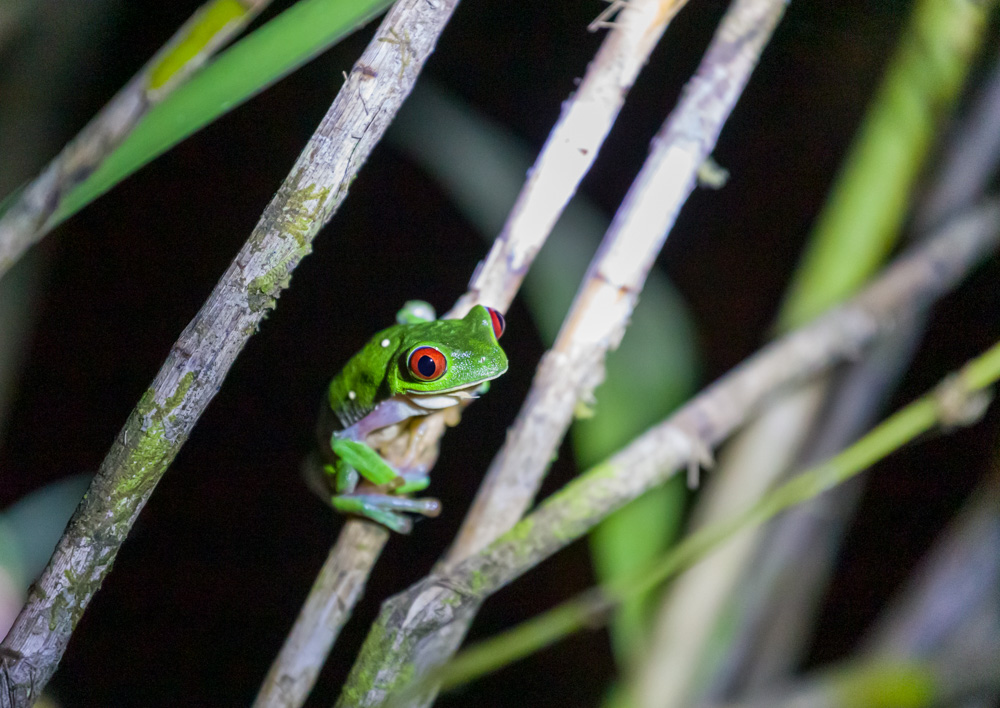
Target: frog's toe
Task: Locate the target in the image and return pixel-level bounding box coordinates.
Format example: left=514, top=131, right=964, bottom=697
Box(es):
left=396, top=474, right=431, bottom=494
left=332, top=495, right=414, bottom=533
left=331, top=493, right=441, bottom=533
left=353, top=493, right=441, bottom=517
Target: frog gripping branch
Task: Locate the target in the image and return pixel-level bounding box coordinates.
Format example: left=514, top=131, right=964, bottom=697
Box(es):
left=315, top=302, right=508, bottom=533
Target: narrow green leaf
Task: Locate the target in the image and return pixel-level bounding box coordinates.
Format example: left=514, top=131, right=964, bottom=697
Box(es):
left=777, top=0, right=990, bottom=330
left=52, top=0, right=393, bottom=226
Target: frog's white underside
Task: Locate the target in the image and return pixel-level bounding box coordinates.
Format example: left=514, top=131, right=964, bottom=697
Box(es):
left=402, top=384, right=481, bottom=410
left=345, top=377, right=500, bottom=440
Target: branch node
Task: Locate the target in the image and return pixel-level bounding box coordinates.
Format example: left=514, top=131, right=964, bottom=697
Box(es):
left=663, top=423, right=714, bottom=489
left=587, top=0, right=630, bottom=32
left=934, top=372, right=993, bottom=430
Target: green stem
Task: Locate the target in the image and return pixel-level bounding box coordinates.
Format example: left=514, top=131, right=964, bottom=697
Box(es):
left=777, top=0, right=990, bottom=330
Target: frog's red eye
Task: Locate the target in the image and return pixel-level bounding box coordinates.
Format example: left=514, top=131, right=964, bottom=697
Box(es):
left=486, top=307, right=505, bottom=339
left=408, top=346, right=447, bottom=381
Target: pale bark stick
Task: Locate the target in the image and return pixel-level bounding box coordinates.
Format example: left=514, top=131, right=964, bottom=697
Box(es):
left=254, top=520, right=390, bottom=708
left=447, top=0, right=690, bottom=319
left=253, top=0, right=694, bottom=699
left=0, top=0, right=274, bottom=281
left=338, top=2, right=787, bottom=703
left=331, top=186, right=1000, bottom=708
left=0, top=0, right=460, bottom=703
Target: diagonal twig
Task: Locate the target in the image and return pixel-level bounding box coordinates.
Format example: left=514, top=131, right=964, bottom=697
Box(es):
left=0, top=0, right=462, bottom=703
left=0, top=0, right=274, bottom=281
left=447, top=0, right=789, bottom=568
left=254, top=519, right=390, bottom=708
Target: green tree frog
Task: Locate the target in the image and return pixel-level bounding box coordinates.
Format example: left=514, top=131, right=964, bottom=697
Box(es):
left=315, top=301, right=508, bottom=533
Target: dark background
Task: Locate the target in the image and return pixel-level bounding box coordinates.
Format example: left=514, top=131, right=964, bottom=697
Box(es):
left=1, top=0, right=998, bottom=705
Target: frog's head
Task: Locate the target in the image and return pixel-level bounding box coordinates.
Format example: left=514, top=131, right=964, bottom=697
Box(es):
left=386, top=305, right=508, bottom=408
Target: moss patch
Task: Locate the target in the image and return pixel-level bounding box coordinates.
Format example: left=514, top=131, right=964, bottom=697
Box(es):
left=116, top=373, right=197, bottom=499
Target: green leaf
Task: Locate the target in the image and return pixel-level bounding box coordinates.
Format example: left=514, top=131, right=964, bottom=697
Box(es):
left=52, top=0, right=393, bottom=227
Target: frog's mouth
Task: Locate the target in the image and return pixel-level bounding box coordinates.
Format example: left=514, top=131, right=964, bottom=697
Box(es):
left=402, top=382, right=489, bottom=411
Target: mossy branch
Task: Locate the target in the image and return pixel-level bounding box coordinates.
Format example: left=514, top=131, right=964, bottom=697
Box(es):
left=0, top=0, right=462, bottom=704
left=332, top=199, right=1000, bottom=706
left=446, top=0, right=690, bottom=319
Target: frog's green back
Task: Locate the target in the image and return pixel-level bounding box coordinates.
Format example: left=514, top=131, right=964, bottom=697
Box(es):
left=327, top=323, right=401, bottom=429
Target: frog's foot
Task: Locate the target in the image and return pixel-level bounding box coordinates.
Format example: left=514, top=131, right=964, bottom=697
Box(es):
left=330, top=437, right=404, bottom=490
left=332, top=493, right=441, bottom=534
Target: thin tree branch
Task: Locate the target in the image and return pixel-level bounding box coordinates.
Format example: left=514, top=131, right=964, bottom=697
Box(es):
left=332, top=193, right=1000, bottom=706
left=0, top=0, right=274, bottom=281
left=332, top=2, right=787, bottom=704
left=0, top=0, right=461, bottom=703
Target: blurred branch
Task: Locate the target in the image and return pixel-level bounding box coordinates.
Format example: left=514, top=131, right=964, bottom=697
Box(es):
left=333, top=194, right=1000, bottom=707
left=47, top=0, right=395, bottom=234
left=418, top=339, right=1000, bottom=698
left=708, top=648, right=1000, bottom=708
left=0, top=0, right=462, bottom=703
left=915, top=47, right=1000, bottom=234
left=0, top=0, right=274, bottom=281
left=635, top=2, right=998, bottom=703
left=696, top=47, right=1000, bottom=701
left=863, top=472, right=1000, bottom=659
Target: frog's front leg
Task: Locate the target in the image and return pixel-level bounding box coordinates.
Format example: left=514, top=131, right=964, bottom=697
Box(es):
left=327, top=438, right=440, bottom=533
